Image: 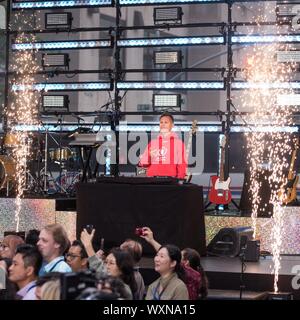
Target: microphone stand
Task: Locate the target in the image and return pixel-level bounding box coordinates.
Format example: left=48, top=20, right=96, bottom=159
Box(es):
left=43, top=126, right=49, bottom=194
left=239, top=237, right=247, bottom=300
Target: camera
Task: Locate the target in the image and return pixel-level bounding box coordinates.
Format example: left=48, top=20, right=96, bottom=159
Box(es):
left=135, top=227, right=144, bottom=236
left=85, top=224, right=94, bottom=234
left=60, top=270, right=98, bottom=300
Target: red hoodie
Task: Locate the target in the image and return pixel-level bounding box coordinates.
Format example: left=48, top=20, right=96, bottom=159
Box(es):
left=139, top=132, right=187, bottom=179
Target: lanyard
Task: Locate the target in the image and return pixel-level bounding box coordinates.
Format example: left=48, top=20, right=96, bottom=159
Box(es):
left=49, top=258, right=64, bottom=272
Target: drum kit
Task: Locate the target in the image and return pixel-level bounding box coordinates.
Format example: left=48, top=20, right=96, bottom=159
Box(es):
left=0, top=131, right=81, bottom=196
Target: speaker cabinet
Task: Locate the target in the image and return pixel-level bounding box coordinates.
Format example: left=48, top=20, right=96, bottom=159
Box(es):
left=207, top=226, right=253, bottom=257
left=244, top=240, right=260, bottom=262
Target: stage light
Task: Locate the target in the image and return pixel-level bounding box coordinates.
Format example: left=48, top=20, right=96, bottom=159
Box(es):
left=12, top=0, right=112, bottom=10
left=277, top=94, right=300, bottom=106
left=45, top=12, right=73, bottom=29
left=232, top=34, right=300, bottom=44
left=10, top=123, right=297, bottom=134
left=12, top=81, right=112, bottom=91
left=118, top=0, right=223, bottom=5
left=153, top=7, right=183, bottom=25
left=232, top=81, right=300, bottom=90
left=12, top=39, right=112, bottom=51
left=153, top=94, right=181, bottom=111
left=276, top=1, right=300, bottom=24
left=118, top=36, right=224, bottom=47
left=276, top=50, right=300, bottom=63
left=42, top=53, right=70, bottom=68
left=42, top=95, right=69, bottom=111
left=117, top=81, right=225, bottom=90
left=154, top=50, right=182, bottom=64
left=232, top=126, right=298, bottom=133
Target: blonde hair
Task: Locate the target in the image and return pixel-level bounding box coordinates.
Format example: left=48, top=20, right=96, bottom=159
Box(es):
left=43, top=224, right=70, bottom=255
left=41, top=279, right=61, bottom=300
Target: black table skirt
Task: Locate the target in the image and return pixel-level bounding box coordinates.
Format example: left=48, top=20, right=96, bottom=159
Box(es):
left=76, top=179, right=206, bottom=256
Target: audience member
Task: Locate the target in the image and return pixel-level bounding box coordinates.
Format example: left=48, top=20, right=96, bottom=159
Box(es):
left=37, top=224, right=71, bottom=275
left=41, top=279, right=61, bottom=300
left=0, top=258, right=17, bottom=300
left=0, top=235, right=24, bottom=259
left=81, top=229, right=145, bottom=299
left=182, top=247, right=208, bottom=299
left=146, top=244, right=189, bottom=300
left=105, top=248, right=137, bottom=300
left=142, top=227, right=208, bottom=300
left=80, top=228, right=106, bottom=276
left=8, top=244, right=42, bottom=300
left=35, top=272, right=61, bottom=300
left=25, top=229, right=40, bottom=247
left=120, top=239, right=145, bottom=300
left=65, top=240, right=88, bottom=272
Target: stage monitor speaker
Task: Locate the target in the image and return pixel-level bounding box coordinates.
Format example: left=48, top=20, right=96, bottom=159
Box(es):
left=240, top=170, right=275, bottom=217
left=207, top=226, right=253, bottom=257
left=244, top=240, right=260, bottom=262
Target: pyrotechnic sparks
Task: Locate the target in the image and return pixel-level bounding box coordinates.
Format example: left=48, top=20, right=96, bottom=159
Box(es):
left=6, top=13, right=40, bottom=231
left=237, top=2, right=297, bottom=293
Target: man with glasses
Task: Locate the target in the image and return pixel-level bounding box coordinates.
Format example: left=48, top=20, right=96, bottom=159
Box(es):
left=65, top=240, right=88, bottom=272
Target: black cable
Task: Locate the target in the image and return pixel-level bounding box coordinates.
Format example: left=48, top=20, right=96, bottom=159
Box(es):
left=230, top=102, right=254, bottom=133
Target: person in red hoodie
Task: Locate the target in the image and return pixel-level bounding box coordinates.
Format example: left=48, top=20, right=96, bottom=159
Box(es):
left=139, top=112, right=187, bottom=179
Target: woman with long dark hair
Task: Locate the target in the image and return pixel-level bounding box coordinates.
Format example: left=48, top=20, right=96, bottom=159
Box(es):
left=146, top=244, right=189, bottom=300
left=105, top=248, right=137, bottom=300
left=182, top=247, right=208, bottom=299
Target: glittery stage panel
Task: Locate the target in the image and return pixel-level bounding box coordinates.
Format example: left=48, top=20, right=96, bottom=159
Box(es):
left=0, top=198, right=76, bottom=241
left=205, top=207, right=300, bottom=254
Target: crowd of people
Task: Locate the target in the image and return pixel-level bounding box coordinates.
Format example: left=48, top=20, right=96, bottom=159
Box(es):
left=0, top=224, right=208, bottom=300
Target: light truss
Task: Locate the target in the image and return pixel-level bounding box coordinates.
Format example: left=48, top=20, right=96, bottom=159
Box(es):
left=12, top=39, right=112, bottom=51
left=117, top=36, right=225, bottom=47
left=118, top=0, right=223, bottom=5
left=232, top=81, right=300, bottom=90
left=232, top=34, right=300, bottom=44
left=117, top=81, right=225, bottom=90
left=12, top=0, right=112, bottom=10
left=12, top=82, right=112, bottom=91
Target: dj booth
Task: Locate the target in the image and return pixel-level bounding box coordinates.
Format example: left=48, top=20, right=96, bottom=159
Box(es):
left=76, top=177, right=206, bottom=256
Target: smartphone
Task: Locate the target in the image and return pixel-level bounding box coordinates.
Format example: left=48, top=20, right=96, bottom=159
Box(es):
left=85, top=224, right=94, bottom=234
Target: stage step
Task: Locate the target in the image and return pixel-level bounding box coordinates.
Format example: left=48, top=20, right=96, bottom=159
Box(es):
left=207, top=289, right=268, bottom=300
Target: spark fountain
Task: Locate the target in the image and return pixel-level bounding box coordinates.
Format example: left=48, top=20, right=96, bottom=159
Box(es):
left=238, top=3, right=297, bottom=294
left=6, top=13, right=40, bottom=232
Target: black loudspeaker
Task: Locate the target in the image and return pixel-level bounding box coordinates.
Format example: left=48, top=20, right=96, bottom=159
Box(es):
left=207, top=226, right=253, bottom=257
left=244, top=240, right=260, bottom=262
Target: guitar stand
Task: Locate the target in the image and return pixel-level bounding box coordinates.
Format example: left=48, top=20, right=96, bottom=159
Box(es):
left=204, top=199, right=240, bottom=212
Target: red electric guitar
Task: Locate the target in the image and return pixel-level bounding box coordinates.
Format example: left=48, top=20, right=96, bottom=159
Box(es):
left=208, top=135, right=232, bottom=205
